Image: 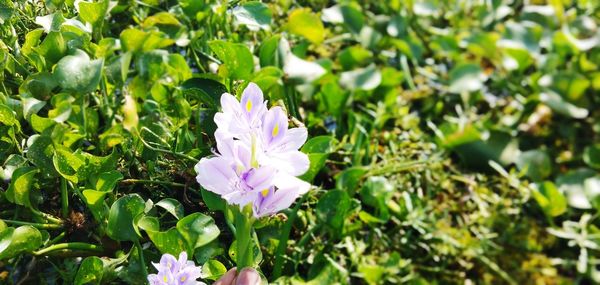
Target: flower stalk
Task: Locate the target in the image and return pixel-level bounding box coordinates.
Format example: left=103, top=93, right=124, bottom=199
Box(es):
left=235, top=205, right=255, bottom=269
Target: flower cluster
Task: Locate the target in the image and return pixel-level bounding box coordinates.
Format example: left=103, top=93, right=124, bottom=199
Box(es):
left=195, top=83, right=310, bottom=217
left=147, top=252, right=204, bottom=285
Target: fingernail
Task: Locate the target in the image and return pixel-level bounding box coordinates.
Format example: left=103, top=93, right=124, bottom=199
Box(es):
left=235, top=268, right=261, bottom=285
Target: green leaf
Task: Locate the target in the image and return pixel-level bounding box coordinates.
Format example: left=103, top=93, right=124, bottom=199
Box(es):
left=451, top=131, right=520, bottom=169
left=259, top=35, right=282, bottom=67
left=335, top=167, right=367, bottom=194
left=448, top=63, right=486, bottom=93
left=302, top=136, right=337, bottom=153
left=232, top=1, right=272, bottom=31
left=0, top=0, right=14, bottom=24
left=82, top=189, right=109, bottom=222
left=181, top=77, right=228, bottom=109
left=299, top=136, right=337, bottom=182
left=200, top=188, right=226, bottom=212
left=5, top=166, right=38, bottom=208
left=138, top=216, right=186, bottom=256
left=37, top=31, right=67, bottom=67
left=178, top=0, right=207, bottom=19
left=156, top=198, right=185, bottom=220
left=35, top=12, right=65, bottom=33
left=53, top=146, right=85, bottom=183
left=176, top=213, right=220, bottom=254
left=557, top=169, right=596, bottom=209
left=201, top=259, right=227, bottom=280
left=208, top=40, right=254, bottom=80
left=0, top=104, right=18, bottom=127
left=279, top=37, right=326, bottom=83
left=339, top=64, right=381, bottom=91
left=515, top=149, right=552, bottom=181
left=546, top=71, right=590, bottom=102
left=299, top=153, right=328, bottom=182
left=78, top=0, right=109, bottom=26
left=74, top=256, right=104, bottom=285
left=360, top=176, right=394, bottom=221
left=0, top=226, right=43, bottom=260
left=316, top=189, right=351, bottom=232
left=119, top=28, right=174, bottom=53
left=95, top=170, right=123, bottom=192
left=54, top=49, right=103, bottom=94
left=107, top=194, right=146, bottom=241
left=287, top=8, right=324, bottom=44
left=21, top=72, right=58, bottom=101
left=338, top=45, right=372, bottom=70
left=584, top=144, right=600, bottom=169
left=532, top=181, right=567, bottom=218
left=26, top=135, right=56, bottom=176
left=540, top=91, right=588, bottom=119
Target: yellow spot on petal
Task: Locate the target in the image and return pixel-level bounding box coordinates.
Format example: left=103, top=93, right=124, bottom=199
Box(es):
left=272, top=123, right=279, bottom=137
left=181, top=276, right=187, bottom=282
left=261, top=189, right=269, bottom=197
left=246, top=99, right=253, bottom=112
left=163, top=275, right=168, bottom=282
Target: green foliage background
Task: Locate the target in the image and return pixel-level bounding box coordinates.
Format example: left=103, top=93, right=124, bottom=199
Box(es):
left=1, top=0, right=600, bottom=284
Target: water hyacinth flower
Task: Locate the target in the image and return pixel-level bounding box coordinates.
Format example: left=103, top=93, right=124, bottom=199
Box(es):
left=214, top=83, right=310, bottom=177
left=195, top=83, right=310, bottom=218
left=147, top=252, right=204, bottom=285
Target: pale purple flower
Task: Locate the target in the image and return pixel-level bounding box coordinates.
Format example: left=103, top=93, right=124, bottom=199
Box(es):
left=214, top=83, right=268, bottom=142
left=213, top=83, right=309, bottom=176
left=195, top=82, right=311, bottom=217
left=256, top=106, right=309, bottom=176
left=147, top=252, right=204, bottom=285
left=195, top=136, right=310, bottom=217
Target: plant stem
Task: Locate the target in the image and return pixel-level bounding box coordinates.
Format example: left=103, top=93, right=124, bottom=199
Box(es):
left=47, top=232, right=66, bottom=246
left=137, top=132, right=199, bottom=162
left=135, top=240, right=148, bottom=276
left=60, top=178, right=68, bottom=218
left=31, top=209, right=63, bottom=225
left=32, top=242, right=104, bottom=256
left=235, top=207, right=255, bottom=269
left=121, top=179, right=186, bottom=188
left=272, top=195, right=306, bottom=279
left=2, top=219, right=63, bottom=230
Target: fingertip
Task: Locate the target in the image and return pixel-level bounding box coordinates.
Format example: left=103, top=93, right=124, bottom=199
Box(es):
left=214, top=267, right=237, bottom=285
left=235, top=267, right=261, bottom=285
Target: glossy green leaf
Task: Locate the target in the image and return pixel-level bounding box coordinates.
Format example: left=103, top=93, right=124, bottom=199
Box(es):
left=360, top=176, right=394, bottom=221
left=448, top=63, right=486, bottom=93
left=515, top=149, right=552, bottom=181
left=176, top=213, right=220, bottom=254
left=95, top=170, right=123, bottom=192
left=532, top=181, right=567, bottom=217
left=107, top=194, right=146, bottom=241
left=54, top=49, right=103, bottom=94
left=74, top=256, right=104, bottom=285
left=232, top=1, right=272, bottom=31
left=287, top=8, right=324, bottom=44
left=316, top=189, right=351, bottom=232
left=78, top=0, right=109, bottom=26
left=53, top=146, right=85, bottom=183
left=201, top=259, right=227, bottom=280
left=0, top=226, right=43, bottom=260
left=208, top=40, right=254, bottom=80
left=584, top=144, right=600, bottom=169
left=181, top=77, right=228, bottom=109
left=5, top=166, right=38, bottom=208
left=119, top=28, right=174, bottom=53
left=26, top=135, right=56, bottom=176
left=339, top=64, right=382, bottom=91
left=156, top=198, right=185, bottom=220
